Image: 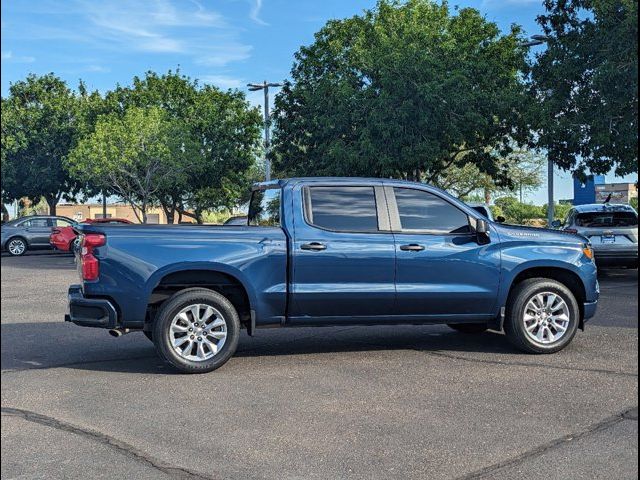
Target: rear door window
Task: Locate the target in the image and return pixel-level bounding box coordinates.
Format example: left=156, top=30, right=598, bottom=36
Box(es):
left=21, top=218, right=50, bottom=228
left=55, top=218, right=74, bottom=227
left=306, top=186, right=379, bottom=232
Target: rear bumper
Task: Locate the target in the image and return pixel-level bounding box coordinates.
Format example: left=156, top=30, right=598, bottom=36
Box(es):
left=65, top=284, right=117, bottom=328
left=594, top=249, right=638, bottom=266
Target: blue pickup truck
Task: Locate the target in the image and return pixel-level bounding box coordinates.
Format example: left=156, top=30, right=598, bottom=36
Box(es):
left=66, top=178, right=599, bottom=373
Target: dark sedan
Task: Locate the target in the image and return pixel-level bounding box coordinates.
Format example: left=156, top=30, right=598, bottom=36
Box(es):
left=1, top=215, right=75, bottom=256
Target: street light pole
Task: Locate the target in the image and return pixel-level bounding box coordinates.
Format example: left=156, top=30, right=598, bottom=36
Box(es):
left=519, top=34, right=554, bottom=225
left=248, top=81, right=283, bottom=181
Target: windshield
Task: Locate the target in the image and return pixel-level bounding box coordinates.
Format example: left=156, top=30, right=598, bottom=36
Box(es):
left=575, top=211, right=638, bottom=228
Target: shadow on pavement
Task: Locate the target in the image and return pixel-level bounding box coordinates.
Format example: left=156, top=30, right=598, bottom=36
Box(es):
left=1, top=321, right=518, bottom=375
left=1, top=253, right=75, bottom=270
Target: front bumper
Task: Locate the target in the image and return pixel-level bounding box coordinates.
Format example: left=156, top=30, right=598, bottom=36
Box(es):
left=65, top=284, right=117, bottom=328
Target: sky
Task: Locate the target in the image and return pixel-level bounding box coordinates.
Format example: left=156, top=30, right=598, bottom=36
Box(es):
left=1, top=0, right=637, bottom=206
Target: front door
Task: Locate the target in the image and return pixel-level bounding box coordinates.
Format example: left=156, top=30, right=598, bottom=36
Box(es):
left=388, top=186, right=500, bottom=319
left=289, top=183, right=396, bottom=322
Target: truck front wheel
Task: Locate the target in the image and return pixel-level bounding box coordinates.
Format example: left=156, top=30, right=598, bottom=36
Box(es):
left=504, top=278, right=579, bottom=354
left=152, top=288, right=240, bottom=373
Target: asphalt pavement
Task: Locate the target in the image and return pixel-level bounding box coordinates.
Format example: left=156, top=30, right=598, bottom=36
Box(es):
left=1, top=252, right=637, bottom=479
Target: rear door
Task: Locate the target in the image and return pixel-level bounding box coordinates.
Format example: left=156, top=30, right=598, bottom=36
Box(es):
left=387, top=186, right=500, bottom=318
left=288, top=183, right=396, bottom=322
left=24, top=218, right=54, bottom=246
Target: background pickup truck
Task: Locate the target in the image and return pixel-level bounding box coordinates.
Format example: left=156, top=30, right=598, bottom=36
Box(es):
left=66, top=178, right=599, bottom=373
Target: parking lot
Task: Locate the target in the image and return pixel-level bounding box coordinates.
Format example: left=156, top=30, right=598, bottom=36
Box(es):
left=1, top=252, right=637, bottom=480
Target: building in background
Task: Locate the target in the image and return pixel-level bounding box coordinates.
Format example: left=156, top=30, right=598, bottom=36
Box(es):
left=595, top=182, right=638, bottom=204
left=55, top=203, right=196, bottom=224
left=573, top=175, right=638, bottom=206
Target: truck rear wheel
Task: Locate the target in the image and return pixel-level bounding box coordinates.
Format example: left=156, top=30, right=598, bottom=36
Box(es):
left=152, top=288, right=240, bottom=373
left=504, top=278, right=579, bottom=354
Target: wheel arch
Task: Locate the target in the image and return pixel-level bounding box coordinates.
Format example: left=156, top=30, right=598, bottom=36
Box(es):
left=5, top=235, right=29, bottom=252
left=502, top=265, right=587, bottom=330
left=146, top=264, right=257, bottom=333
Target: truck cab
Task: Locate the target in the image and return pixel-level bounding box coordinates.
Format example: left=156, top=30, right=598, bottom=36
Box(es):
left=66, top=178, right=599, bottom=373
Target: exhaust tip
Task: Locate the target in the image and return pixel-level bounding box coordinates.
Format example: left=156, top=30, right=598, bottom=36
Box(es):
left=109, top=329, right=123, bottom=338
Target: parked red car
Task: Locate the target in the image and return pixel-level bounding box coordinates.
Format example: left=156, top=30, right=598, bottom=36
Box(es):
left=50, top=218, right=132, bottom=251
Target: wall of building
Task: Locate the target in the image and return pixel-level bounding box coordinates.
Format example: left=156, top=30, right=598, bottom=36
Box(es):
left=573, top=175, right=638, bottom=205
left=56, top=204, right=196, bottom=224
left=595, top=183, right=638, bottom=204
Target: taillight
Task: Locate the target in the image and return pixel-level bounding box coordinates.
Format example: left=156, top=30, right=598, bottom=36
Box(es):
left=81, top=233, right=106, bottom=281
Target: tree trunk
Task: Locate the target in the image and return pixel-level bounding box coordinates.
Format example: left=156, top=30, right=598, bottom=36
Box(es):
left=484, top=188, right=491, bottom=205
left=45, top=195, right=57, bottom=216
left=160, top=201, right=175, bottom=225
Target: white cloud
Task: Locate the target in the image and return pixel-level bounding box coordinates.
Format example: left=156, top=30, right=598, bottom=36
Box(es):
left=85, top=65, right=111, bottom=73
left=200, top=75, right=244, bottom=90
left=1, top=50, right=35, bottom=63
left=7, top=0, right=254, bottom=66
left=195, top=44, right=253, bottom=66
left=249, top=0, right=268, bottom=26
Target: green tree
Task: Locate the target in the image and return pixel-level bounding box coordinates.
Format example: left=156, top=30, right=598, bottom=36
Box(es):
left=543, top=202, right=572, bottom=223
left=271, top=0, right=531, bottom=182
left=1, top=74, right=81, bottom=215
left=532, top=0, right=638, bottom=176
left=434, top=146, right=545, bottom=202
left=107, top=71, right=262, bottom=223
left=67, top=107, right=199, bottom=223
left=494, top=197, right=544, bottom=224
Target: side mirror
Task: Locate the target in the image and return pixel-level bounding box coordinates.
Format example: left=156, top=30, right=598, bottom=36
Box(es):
left=551, top=220, right=562, bottom=228
left=476, top=218, right=489, bottom=235
left=495, top=215, right=506, bottom=223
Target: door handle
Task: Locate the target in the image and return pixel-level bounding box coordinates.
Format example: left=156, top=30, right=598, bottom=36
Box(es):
left=400, top=244, right=425, bottom=251
left=301, top=242, right=327, bottom=251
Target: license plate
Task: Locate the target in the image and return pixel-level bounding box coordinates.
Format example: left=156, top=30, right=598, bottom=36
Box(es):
left=601, top=235, right=615, bottom=244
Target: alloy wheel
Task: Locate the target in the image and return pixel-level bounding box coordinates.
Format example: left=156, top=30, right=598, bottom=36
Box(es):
left=8, top=239, right=26, bottom=256
left=169, top=304, right=227, bottom=361
left=522, top=292, right=571, bottom=345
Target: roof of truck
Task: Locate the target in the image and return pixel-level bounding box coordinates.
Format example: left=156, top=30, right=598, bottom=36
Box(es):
left=255, top=177, right=427, bottom=188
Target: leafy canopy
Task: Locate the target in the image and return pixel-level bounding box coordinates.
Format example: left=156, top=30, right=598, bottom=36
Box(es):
left=272, top=0, right=531, bottom=183
left=67, top=106, right=199, bottom=223
left=106, top=71, right=263, bottom=222
left=1, top=74, right=82, bottom=214
left=532, top=0, right=638, bottom=176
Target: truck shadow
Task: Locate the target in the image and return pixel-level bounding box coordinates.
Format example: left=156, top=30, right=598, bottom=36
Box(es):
left=1, top=321, right=519, bottom=375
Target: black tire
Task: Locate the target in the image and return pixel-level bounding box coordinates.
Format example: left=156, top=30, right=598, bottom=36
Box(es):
left=152, top=288, right=240, bottom=373
left=71, top=237, right=81, bottom=253
left=504, top=278, right=580, bottom=354
left=447, top=323, right=488, bottom=334
left=6, top=237, right=27, bottom=256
